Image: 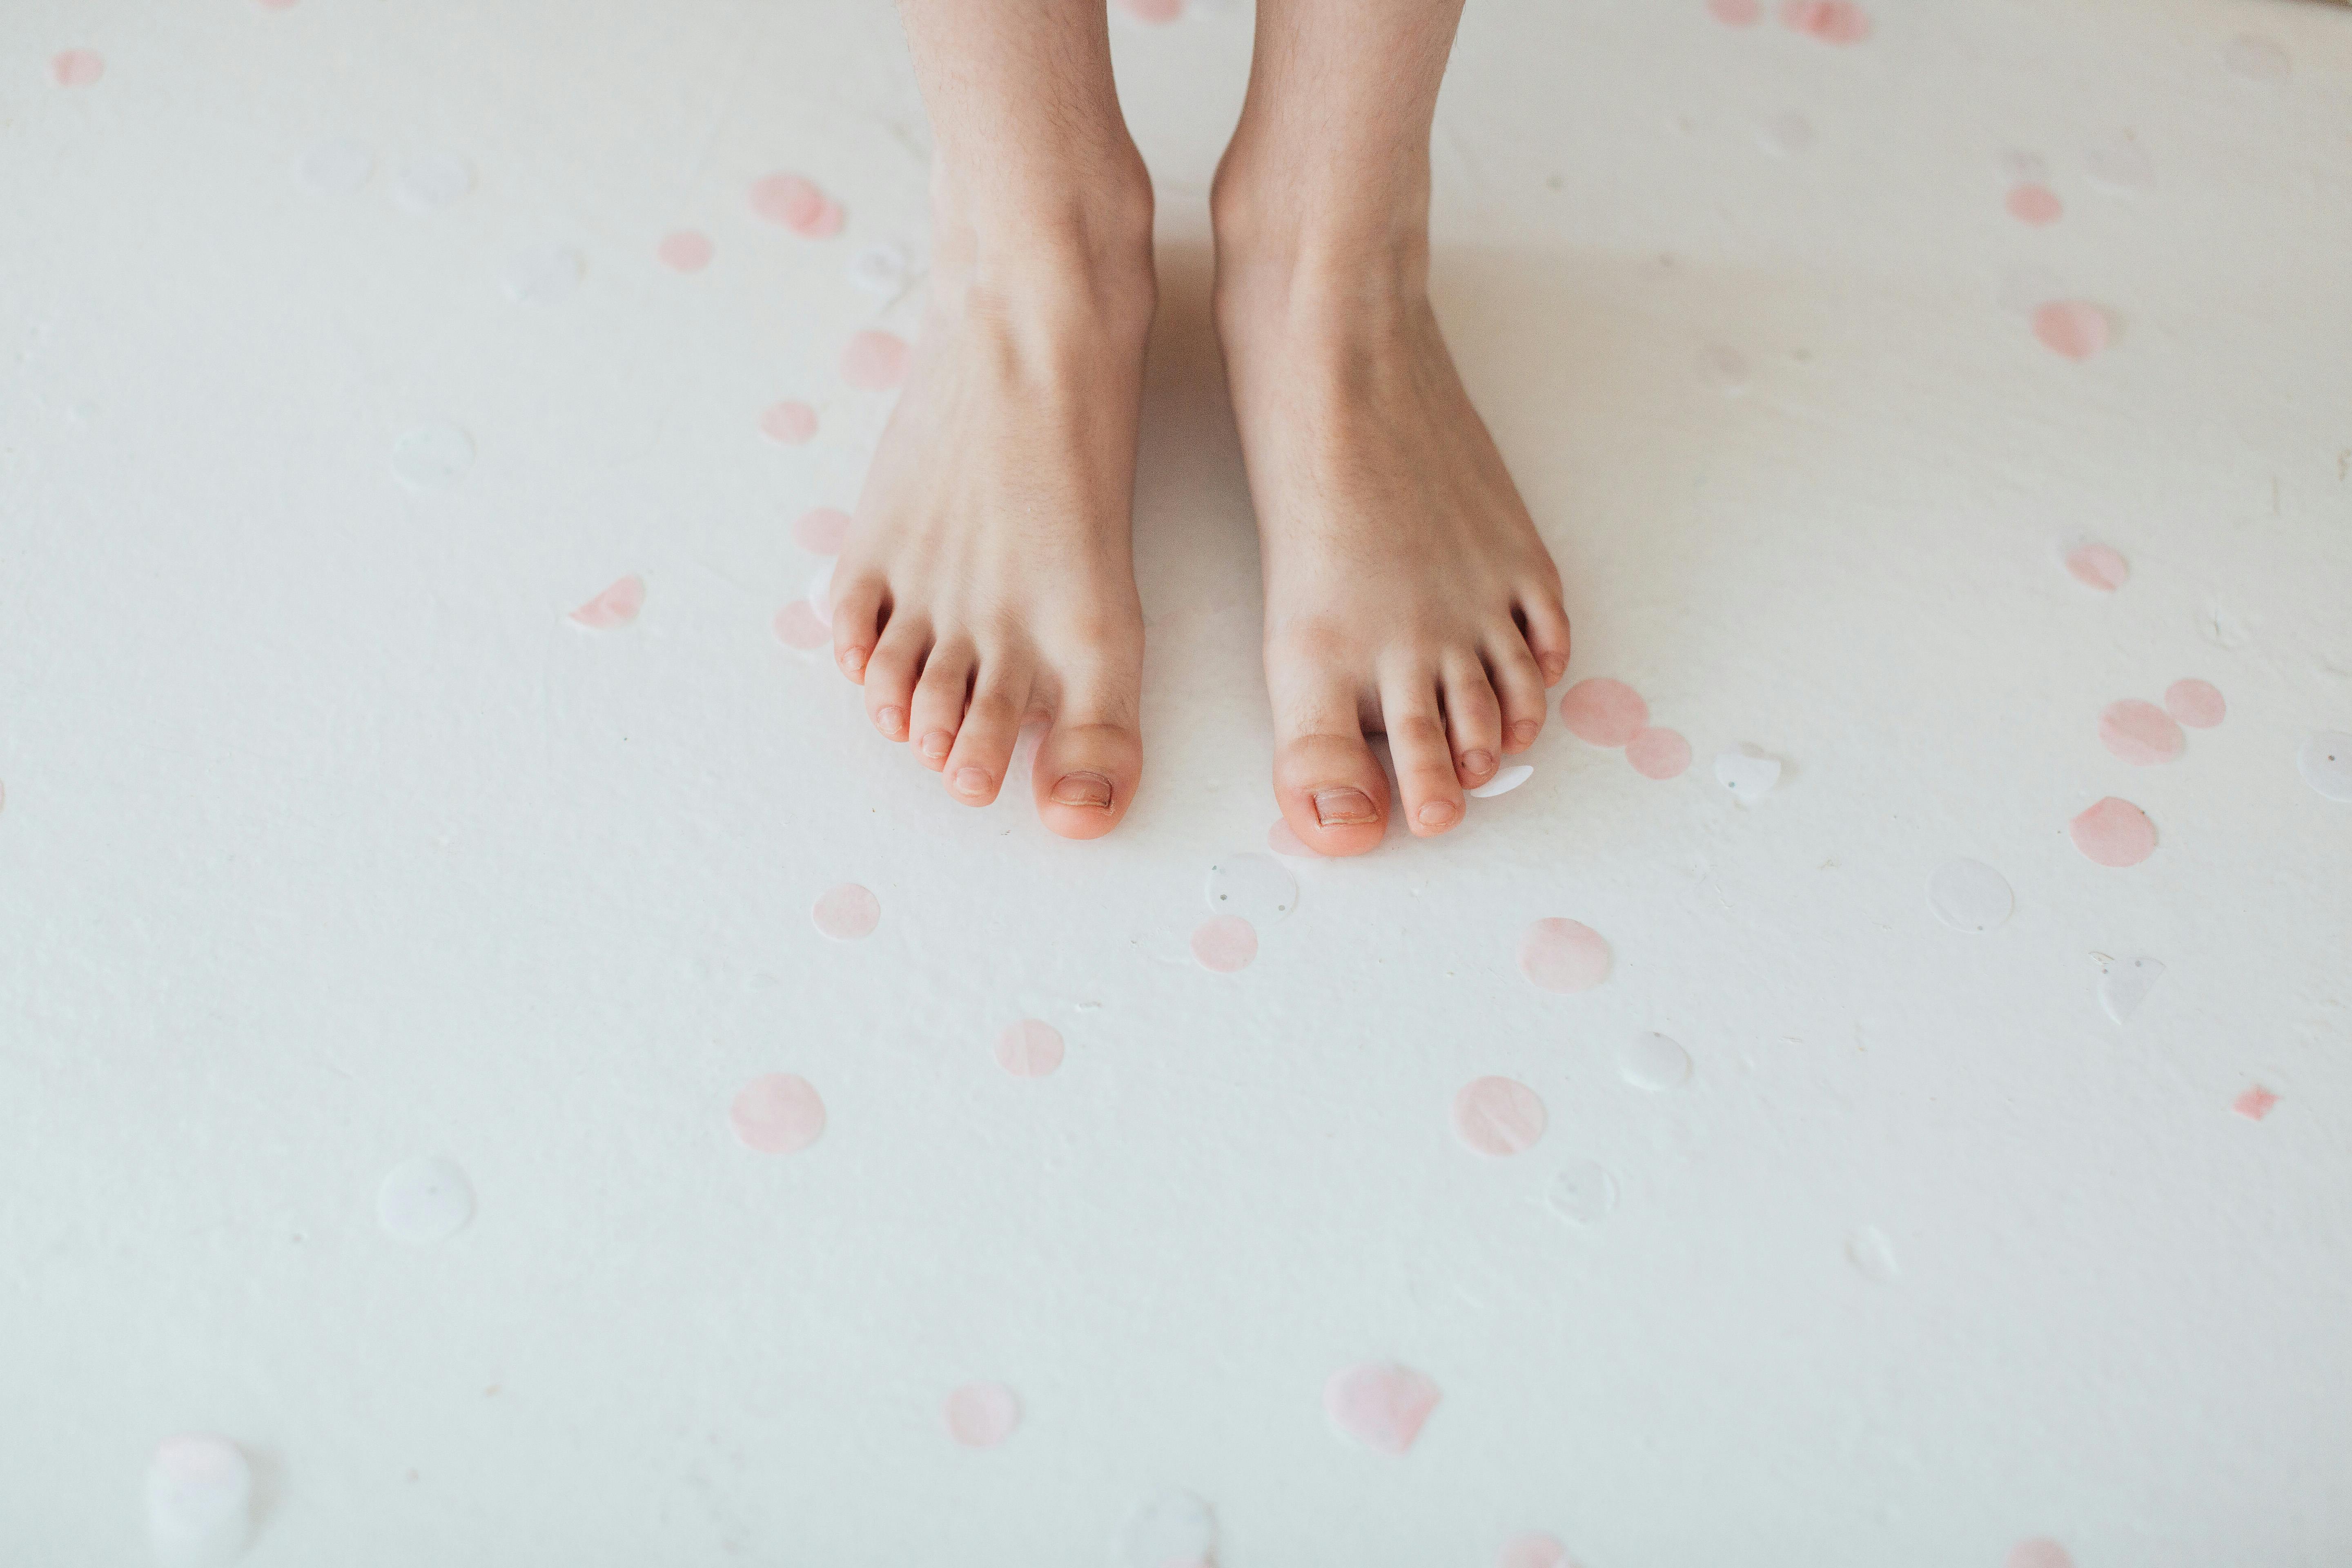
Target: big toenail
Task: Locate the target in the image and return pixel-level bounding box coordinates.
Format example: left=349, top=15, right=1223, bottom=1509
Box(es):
left=1418, top=800, right=1459, bottom=828
left=953, top=766, right=991, bottom=796
left=920, top=730, right=952, bottom=763
left=1050, top=772, right=1113, bottom=808
left=877, top=706, right=904, bottom=736
left=1463, top=750, right=1496, bottom=776
left=1511, top=720, right=1540, bottom=745
left=1314, top=788, right=1376, bottom=826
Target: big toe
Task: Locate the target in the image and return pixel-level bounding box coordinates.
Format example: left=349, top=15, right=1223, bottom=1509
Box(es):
left=1276, top=731, right=1390, bottom=857
left=1032, top=702, right=1142, bottom=841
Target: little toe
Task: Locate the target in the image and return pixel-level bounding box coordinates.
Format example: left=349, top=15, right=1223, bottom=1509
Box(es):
left=1517, top=590, right=1574, bottom=688
left=907, top=644, right=974, bottom=771
left=830, top=575, right=886, bottom=683
left=1032, top=677, right=1143, bottom=841
left=1484, top=636, right=1550, bottom=754
left=1272, top=678, right=1390, bottom=855
left=1382, top=675, right=1466, bottom=836
left=863, top=618, right=929, bottom=742
left=1441, top=656, right=1504, bottom=786
left=942, top=673, right=1029, bottom=807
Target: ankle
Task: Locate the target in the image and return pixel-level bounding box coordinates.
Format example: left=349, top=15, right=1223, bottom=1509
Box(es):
left=1209, top=145, right=1431, bottom=326
left=930, top=143, right=1158, bottom=322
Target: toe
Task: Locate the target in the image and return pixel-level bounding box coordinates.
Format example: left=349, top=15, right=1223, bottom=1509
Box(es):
left=942, top=670, right=1029, bottom=807
left=907, top=642, right=974, bottom=771
left=1381, top=671, right=1466, bottom=836
left=1517, top=589, right=1574, bottom=687
left=1441, top=655, right=1504, bottom=786
left=1483, top=635, right=1550, bottom=754
left=863, top=617, right=929, bottom=742
left=1270, top=674, right=1390, bottom=856
left=1031, top=672, right=1143, bottom=841
left=830, top=575, right=886, bottom=683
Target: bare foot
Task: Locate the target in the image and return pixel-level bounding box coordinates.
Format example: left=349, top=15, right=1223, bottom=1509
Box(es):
left=829, top=185, right=1156, bottom=839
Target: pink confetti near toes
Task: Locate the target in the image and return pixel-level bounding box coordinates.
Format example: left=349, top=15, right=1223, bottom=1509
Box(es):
left=1193, top=915, right=1257, bottom=973
left=2234, top=1085, right=2278, bottom=1121
left=840, top=330, right=911, bottom=392
left=1519, top=918, right=1611, bottom=993
left=1451, top=1076, right=1548, bottom=1156
left=1324, top=1362, right=1441, bottom=1456
left=2097, top=699, right=2184, bottom=765
left=943, top=1381, right=1022, bottom=1448
left=2006, top=1541, right=2074, bottom=1568
left=2068, top=797, right=2155, bottom=868
left=1499, top=1535, right=1570, bottom=1568
left=1560, top=679, right=1648, bottom=747
left=52, top=49, right=105, bottom=87
left=2064, top=541, right=2129, bottom=592
left=566, top=574, right=644, bottom=630
left=2164, top=678, right=2225, bottom=728
left=1625, top=726, right=1691, bottom=780
left=995, top=1019, right=1065, bottom=1078
left=773, top=601, right=829, bottom=650
left=729, top=1072, right=826, bottom=1154
left=750, top=173, right=843, bottom=237
left=760, top=401, right=818, bottom=445
left=2033, top=300, right=2109, bottom=361
left=2005, top=184, right=2063, bottom=225
left=1780, top=0, right=1870, bottom=44
left=1707, top=0, right=1763, bottom=25
left=792, top=506, right=853, bottom=554
left=812, top=882, right=880, bottom=939
left=657, top=230, right=713, bottom=273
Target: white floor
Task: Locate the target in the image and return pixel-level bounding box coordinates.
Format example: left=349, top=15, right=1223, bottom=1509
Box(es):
left=5, top=0, right=2351, bottom=1562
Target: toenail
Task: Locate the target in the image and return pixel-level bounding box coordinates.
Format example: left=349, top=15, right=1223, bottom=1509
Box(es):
left=1510, top=720, right=1540, bottom=746
left=919, top=730, right=952, bottom=763
left=1050, top=772, right=1113, bottom=808
left=1463, top=750, right=1496, bottom=777
left=953, top=766, right=992, bottom=796
left=876, top=706, right=904, bottom=736
left=841, top=648, right=867, bottom=677
left=1417, top=800, right=1459, bottom=829
left=1540, top=655, right=1567, bottom=683
left=1313, top=788, right=1376, bottom=826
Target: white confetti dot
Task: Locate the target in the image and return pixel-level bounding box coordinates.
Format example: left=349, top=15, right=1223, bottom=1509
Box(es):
left=1619, top=1031, right=1691, bottom=1091
left=392, top=154, right=473, bottom=214
left=1205, top=852, right=1297, bottom=922
left=299, top=136, right=374, bottom=194
left=377, top=1155, right=474, bottom=1244
left=1756, top=110, right=1815, bottom=157
left=390, top=423, right=474, bottom=490
left=2299, top=731, right=2352, bottom=802
left=500, top=243, right=583, bottom=305
left=1846, top=1225, right=1900, bottom=1283
left=1928, top=858, right=2012, bottom=933
left=848, top=241, right=911, bottom=294
left=1118, top=1490, right=1219, bottom=1568
left=1713, top=750, right=1780, bottom=802
left=146, top=1434, right=252, bottom=1568
left=1468, top=763, right=1533, bottom=798
left=1547, top=1160, right=1617, bottom=1227
left=2098, top=956, right=2164, bottom=1024
left=2082, top=134, right=2154, bottom=196
left=1699, top=343, right=1750, bottom=394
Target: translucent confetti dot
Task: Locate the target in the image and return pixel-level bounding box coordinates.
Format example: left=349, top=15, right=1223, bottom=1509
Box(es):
left=1713, top=750, right=1781, bottom=802
left=1192, top=915, right=1257, bottom=973
left=1559, top=679, right=1648, bottom=747
left=391, top=154, right=472, bottom=215
left=812, top=882, right=880, bottom=939
left=2298, top=732, right=2352, bottom=802
left=1452, top=1076, right=1548, bottom=1156
left=792, top=507, right=852, bottom=554
left=1755, top=110, right=1815, bottom=157
left=299, top=136, right=374, bottom=193
left=848, top=242, right=909, bottom=294
left=2069, top=797, right=2156, bottom=867
left=2097, top=699, right=2183, bottom=765
left=2033, top=300, right=2109, bottom=361
left=376, top=1156, right=474, bottom=1244
left=2005, top=184, right=2062, bottom=225
left=1323, top=1362, right=1441, bottom=1455
left=657, top=230, right=713, bottom=273
left=1700, top=343, right=1751, bottom=394
left=567, top=574, right=644, bottom=630
left=2063, top=541, right=2129, bottom=592
left=1206, top=853, right=1296, bottom=922
left=841, top=330, right=911, bottom=392
left=807, top=563, right=835, bottom=627
left=2163, top=679, right=2225, bottom=728
left=1707, top=0, right=1762, bottom=25
left=146, top=1434, right=252, bottom=1568
left=729, top=1072, right=826, bottom=1154
left=1120, top=1491, right=1218, bottom=1568
left=1519, top=918, right=1610, bottom=993
left=1499, top=1533, right=1570, bottom=1568
left=943, top=1381, right=1021, bottom=1448
left=773, top=601, right=828, bottom=650
left=1928, top=858, right=2013, bottom=933
left=2234, top=1085, right=2278, bottom=1122
left=995, top=1019, right=1064, bottom=1079
left=1266, top=817, right=1321, bottom=858
left=390, top=423, right=474, bottom=490
left=751, top=173, right=843, bottom=237
left=1625, top=727, right=1690, bottom=780
left=2098, top=956, right=2163, bottom=1024
left=1779, top=0, right=1870, bottom=44
left=2007, top=1539, right=2074, bottom=1568
left=2082, top=134, right=2154, bottom=196
left=1468, top=763, right=1534, bottom=798
left=2224, top=35, right=2290, bottom=83
left=1619, top=1032, right=1691, bottom=1091
left=760, top=401, right=818, bottom=445
left=500, top=243, right=583, bottom=305
left=1547, top=1160, right=1617, bottom=1227
left=51, top=49, right=105, bottom=87
left=1846, top=1225, right=1899, bottom=1282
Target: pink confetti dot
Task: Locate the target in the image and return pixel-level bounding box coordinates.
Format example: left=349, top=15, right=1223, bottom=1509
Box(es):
left=750, top=173, right=823, bottom=231
left=566, top=574, right=644, bottom=630
left=760, top=401, right=818, bottom=446
left=657, top=230, right=713, bottom=273
left=812, top=882, right=880, bottom=939
left=1625, top=726, right=1691, bottom=780
left=1779, top=0, right=1870, bottom=44
left=2033, top=300, right=2109, bottom=361
left=804, top=198, right=846, bottom=238
left=1707, top=0, right=1763, bottom=25
left=943, top=1381, right=1021, bottom=1448
left=1118, top=0, right=1186, bottom=20
left=840, top=330, right=911, bottom=392
left=2096, top=699, right=2184, bottom=765
left=1192, top=915, right=1257, bottom=973
left=1324, top=1362, right=1441, bottom=1456
left=1559, top=678, right=1648, bottom=747
left=2006, top=1541, right=2073, bottom=1568
left=2068, top=797, right=2155, bottom=868
left=792, top=506, right=853, bottom=554
left=2005, top=183, right=2063, bottom=225
left=52, top=49, right=105, bottom=87
left=2064, top=541, right=2129, bottom=592
left=2233, top=1085, right=2278, bottom=1122
left=1499, top=1535, right=1570, bottom=1568
left=1267, top=818, right=1321, bottom=857
left=994, top=1019, right=1064, bottom=1078
left=773, top=601, right=829, bottom=650
left=2164, top=678, right=2225, bottom=728
left=728, top=1073, right=826, bottom=1154
left=1452, top=1076, right=1548, bottom=1157
left=1519, top=918, right=1611, bottom=993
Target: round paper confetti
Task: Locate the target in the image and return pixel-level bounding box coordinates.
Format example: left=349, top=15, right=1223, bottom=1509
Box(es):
left=1846, top=1225, right=1900, bottom=1282
left=2005, top=184, right=2062, bottom=225
left=1206, top=852, right=1296, bottom=922
left=1559, top=679, right=1648, bottom=747
left=1619, top=1032, right=1691, bottom=1091
left=1499, top=1534, right=1570, bottom=1568
left=1519, top=918, right=1610, bottom=993
left=1468, top=763, right=1534, bottom=799
left=376, top=1156, right=474, bottom=1244
left=1119, top=1491, right=1218, bottom=1568
left=751, top=173, right=823, bottom=228
left=2032, top=300, right=2109, bottom=361
left=793, top=507, right=853, bottom=554
left=501, top=243, right=584, bottom=305
left=1266, top=817, right=1321, bottom=858
left=2098, top=956, right=2163, bottom=1024
left=391, top=154, right=472, bottom=215
left=994, top=1019, right=1064, bottom=1079
left=300, top=136, right=374, bottom=193
left=2083, top=134, right=2154, bottom=196
left=760, top=401, right=818, bottom=445
left=146, top=1434, right=251, bottom=1567
left=657, top=230, right=713, bottom=273
left=2298, top=732, right=2352, bottom=802
left=390, top=423, right=474, bottom=490
left=2097, top=699, right=2183, bottom=765
left=1452, top=1076, right=1548, bottom=1156
left=1714, top=750, right=1781, bottom=801
left=1192, top=915, right=1257, bottom=973
left=2163, top=679, right=2225, bottom=728
left=773, top=601, right=829, bottom=650
left=2234, top=1085, right=2279, bottom=1122
left=943, top=1381, right=1021, bottom=1448
left=52, top=49, right=105, bottom=87
left=1780, top=0, right=1870, bottom=44
left=2063, top=541, right=2129, bottom=592
left=812, top=882, right=880, bottom=939
left=567, top=574, right=644, bottom=630
left=729, top=1073, right=826, bottom=1154
left=2006, top=1540, right=2073, bottom=1568
left=848, top=242, right=910, bottom=294
left=1323, top=1362, right=1441, bottom=1455
left=841, top=330, right=911, bottom=392
left=2224, top=34, right=2290, bottom=83
left=1625, top=726, right=1690, bottom=780
left=1927, top=858, right=2013, bottom=932
left=1547, top=1160, right=1617, bottom=1227
left=1708, top=0, right=1763, bottom=25
left=1755, top=110, right=1815, bottom=158
left=2069, top=797, right=2156, bottom=867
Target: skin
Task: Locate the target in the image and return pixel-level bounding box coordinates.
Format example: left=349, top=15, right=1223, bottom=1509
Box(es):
left=833, top=0, right=1569, bottom=852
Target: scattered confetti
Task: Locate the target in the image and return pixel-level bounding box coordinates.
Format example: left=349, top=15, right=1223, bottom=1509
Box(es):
left=500, top=243, right=583, bottom=305
left=1559, top=679, right=1648, bottom=747
left=566, top=574, right=644, bottom=630
left=2297, top=732, right=2352, bottom=802
left=1323, top=1362, right=1441, bottom=1455
left=2098, top=956, right=2163, bottom=1023
left=729, top=1072, right=826, bottom=1154
left=1499, top=1533, right=1570, bottom=1568
left=773, top=601, right=829, bottom=650
left=751, top=173, right=844, bottom=237
left=391, top=154, right=472, bottom=215
left=1625, top=726, right=1691, bottom=780
left=1928, top=858, right=2013, bottom=932
left=376, top=1156, right=474, bottom=1244
left=1120, top=1491, right=1218, bottom=1568
left=2082, top=134, right=2154, bottom=196
left=51, top=49, right=105, bottom=87
left=2224, top=34, right=2290, bottom=83
left=2006, top=184, right=2063, bottom=225
left=1547, top=1160, right=1617, bottom=1227
left=390, top=422, right=474, bottom=490
left=2097, top=699, right=2184, bottom=765
left=299, top=136, right=374, bottom=193
left=1755, top=110, right=1816, bottom=157
left=1452, top=1076, right=1548, bottom=1156
left=1845, top=1225, right=1900, bottom=1282
left=146, top=1435, right=251, bottom=1568
left=2032, top=299, right=2110, bottom=361
left=2069, top=797, right=2156, bottom=867
left=841, top=330, right=911, bottom=392
left=792, top=507, right=853, bottom=554
left=1619, top=1032, right=1691, bottom=1091
left=657, top=230, right=713, bottom=273
left=1713, top=750, right=1781, bottom=802
left=2234, top=1085, right=2278, bottom=1122
left=1707, top=0, right=1763, bottom=25
left=1779, top=0, right=1870, bottom=44
left=2063, top=541, right=2129, bottom=592
left=1192, top=915, right=1258, bottom=973
left=1519, top=918, right=1611, bottom=993
left=943, top=1381, right=1021, bottom=1448
left=2163, top=679, right=2225, bottom=728
left=848, top=241, right=910, bottom=294
left=760, top=401, right=819, bottom=445
left=1468, top=763, right=1534, bottom=798
left=1266, top=817, right=1321, bottom=857
left=2007, top=1539, right=2074, bottom=1568
left=994, top=1019, right=1065, bottom=1079
left=812, top=882, right=880, bottom=939
left=1206, top=852, right=1297, bottom=922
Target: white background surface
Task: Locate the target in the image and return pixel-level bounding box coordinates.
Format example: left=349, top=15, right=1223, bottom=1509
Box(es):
left=4, top=0, right=2350, bottom=1562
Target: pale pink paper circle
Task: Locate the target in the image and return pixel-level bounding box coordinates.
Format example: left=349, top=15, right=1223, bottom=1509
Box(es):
left=1119, top=0, right=1186, bottom=22
left=793, top=506, right=853, bottom=554
left=750, top=172, right=825, bottom=230
left=760, top=401, right=818, bottom=445
left=1192, top=915, right=1257, bottom=973
left=567, top=574, right=644, bottom=630
left=1519, top=918, right=1610, bottom=993
left=1559, top=679, right=1648, bottom=747
left=804, top=198, right=846, bottom=238
left=1323, top=1362, right=1441, bottom=1455
left=728, top=1073, right=826, bottom=1154
left=1780, top=0, right=1870, bottom=44
left=2064, top=542, right=2129, bottom=592
left=2164, top=678, right=2225, bottom=728
left=1708, top=0, right=1763, bottom=25
left=943, top=1381, right=1022, bottom=1448
left=1451, top=1076, right=1548, bottom=1156
left=2068, top=797, right=2155, bottom=868
left=53, top=49, right=106, bottom=86
left=657, top=230, right=713, bottom=272
left=2005, top=184, right=2063, bottom=225
left=1499, top=1534, right=1569, bottom=1568
left=2096, top=699, right=2183, bottom=765
left=2234, top=1085, right=2278, bottom=1121
left=2032, top=300, right=2109, bottom=361
left=995, top=1019, right=1065, bottom=1078
left=1625, top=726, right=1691, bottom=780
left=841, top=330, right=911, bottom=392
left=1267, top=818, right=1322, bottom=857
left=773, top=601, right=829, bottom=649
left=2005, top=1541, right=2073, bottom=1568
left=812, top=882, right=880, bottom=939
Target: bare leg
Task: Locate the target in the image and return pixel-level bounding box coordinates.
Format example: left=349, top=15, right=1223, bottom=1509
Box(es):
left=832, top=0, right=1156, bottom=838
left=1211, top=0, right=1573, bottom=854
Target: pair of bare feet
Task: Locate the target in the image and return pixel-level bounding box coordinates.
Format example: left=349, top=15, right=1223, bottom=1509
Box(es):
left=826, top=125, right=1568, bottom=855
